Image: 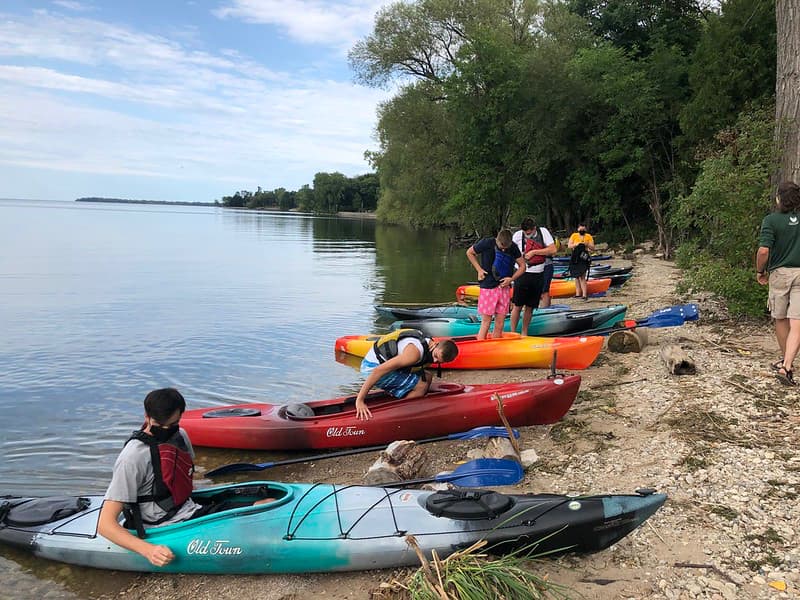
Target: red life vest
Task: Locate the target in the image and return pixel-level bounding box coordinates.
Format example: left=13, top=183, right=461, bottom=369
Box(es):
left=126, top=429, right=194, bottom=521
left=523, top=228, right=546, bottom=266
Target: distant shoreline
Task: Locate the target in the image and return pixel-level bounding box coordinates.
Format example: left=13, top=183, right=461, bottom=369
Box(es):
left=75, top=197, right=218, bottom=207
left=74, top=198, right=377, bottom=218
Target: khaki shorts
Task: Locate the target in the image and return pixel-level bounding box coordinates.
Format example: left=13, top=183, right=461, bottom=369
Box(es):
left=768, top=267, right=800, bottom=319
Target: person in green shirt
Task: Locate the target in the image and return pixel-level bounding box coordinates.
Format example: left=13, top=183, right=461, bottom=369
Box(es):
left=756, top=181, right=800, bottom=385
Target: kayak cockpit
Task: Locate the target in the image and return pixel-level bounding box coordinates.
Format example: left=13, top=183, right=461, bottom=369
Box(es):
left=278, top=383, right=467, bottom=420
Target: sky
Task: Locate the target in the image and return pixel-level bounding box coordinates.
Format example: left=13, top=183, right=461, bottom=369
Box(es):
left=0, top=0, right=394, bottom=202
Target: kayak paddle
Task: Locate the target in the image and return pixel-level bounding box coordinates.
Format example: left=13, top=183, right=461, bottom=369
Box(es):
left=382, top=458, right=524, bottom=488
left=650, top=303, right=699, bottom=321
left=206, top=426, right=520, bottom=477
left=560, top=312, right=685, bottom=337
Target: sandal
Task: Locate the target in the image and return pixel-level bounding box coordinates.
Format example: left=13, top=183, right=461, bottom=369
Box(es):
left=776, top=366, right=796, bottom=386
left=771, top=358, right=785, bottom=371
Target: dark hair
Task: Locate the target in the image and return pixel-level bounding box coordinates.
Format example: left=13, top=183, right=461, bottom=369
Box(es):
left=144, top=388, right=186, bottom=421
left=521, top=216, right=536, bottom=231
left=777, top=181, right=800, bottom=213
left=438, top=340, right=459, bottom=363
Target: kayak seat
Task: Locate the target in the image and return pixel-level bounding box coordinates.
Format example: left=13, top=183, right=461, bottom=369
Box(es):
left=194, top=484, right=286, bottom=507
left=203, top=407, right=261, bottom=418
left=425, top=489, right=514, bottom=520
left=0, top=496, right=90, bottom=527
left=284, top=403, right=315, bottom=418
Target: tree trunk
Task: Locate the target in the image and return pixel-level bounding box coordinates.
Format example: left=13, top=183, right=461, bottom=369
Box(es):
left=776, top=0, right=800, bottom=183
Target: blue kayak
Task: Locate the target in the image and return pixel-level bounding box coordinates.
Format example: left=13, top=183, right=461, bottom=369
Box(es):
left=0, top=481, right=666, bottom=574
left=391, top=305, right=628, bottom=337
left=553, top=254, right=612, bottom=263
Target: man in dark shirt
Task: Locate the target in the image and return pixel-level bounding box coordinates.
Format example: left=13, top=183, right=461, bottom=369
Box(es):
left=756, top=181, right=800, bottom=385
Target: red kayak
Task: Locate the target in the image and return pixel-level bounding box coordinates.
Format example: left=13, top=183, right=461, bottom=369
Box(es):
left=180, top=377, right=581, bottom=450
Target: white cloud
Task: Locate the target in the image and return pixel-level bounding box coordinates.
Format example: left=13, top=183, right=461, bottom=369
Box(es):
left=51, top=0, right=95, bottom=11
left=0, top=9, right=390, bottom=197
left=213, top=0, right=384, bottom=49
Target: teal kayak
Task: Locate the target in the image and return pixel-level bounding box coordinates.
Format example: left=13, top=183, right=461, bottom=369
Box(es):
left=0, top=482, right=666, bottom=574
left=375, top=304, right=569, bottom=321
left=391, top=305, right=628, bottom=337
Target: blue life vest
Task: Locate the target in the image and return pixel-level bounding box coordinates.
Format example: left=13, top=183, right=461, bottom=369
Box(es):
left=492, top=246, right=516, bottom=280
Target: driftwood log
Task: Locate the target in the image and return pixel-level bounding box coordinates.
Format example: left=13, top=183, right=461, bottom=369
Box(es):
left=660, top=343, right=697, bottom=375
left=466, top=436, right=523, bottom=462
left=607, top=328, right=649, bottom=353
left=363, top=440, right=428, bottom=485
left=483, top=437, right=521, bottom=462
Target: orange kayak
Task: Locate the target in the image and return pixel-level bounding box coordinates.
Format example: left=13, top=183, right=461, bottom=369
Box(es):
left=334, top=332, right=603, bottom=370
left=456, top=278, right=612, bottom=300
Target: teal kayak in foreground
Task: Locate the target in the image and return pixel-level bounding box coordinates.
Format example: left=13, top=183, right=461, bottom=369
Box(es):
left=0, top=482, right=666, bottom=574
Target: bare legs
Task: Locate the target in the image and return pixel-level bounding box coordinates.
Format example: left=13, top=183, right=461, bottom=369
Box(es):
left=782, top=318, right=800, bottom=373
left=575, top=275, right=588, bottom=299
left=491, top=312, right=505, bottom=338
left=540, top=292, right=551, bottom=308
left=406, top=372, right=433, bottom=398
left=510, top=304, right=522, bottom=334
left=775, top=318, right=789, bottom=357
left=477, top=314, right=493, bottom=340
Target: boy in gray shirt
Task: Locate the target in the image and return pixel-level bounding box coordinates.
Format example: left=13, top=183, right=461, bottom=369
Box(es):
left=98, top=388, right=200, bottom=567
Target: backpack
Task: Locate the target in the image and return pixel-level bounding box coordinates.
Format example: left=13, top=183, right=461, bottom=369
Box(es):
left=570, top=242, right=591, bottom=266
left=522, top=228, right=546, bottom=267
left=491, top=246, right=516, bottom=280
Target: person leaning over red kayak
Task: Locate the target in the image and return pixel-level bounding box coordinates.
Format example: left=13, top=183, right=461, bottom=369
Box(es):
left=98, top=388, right=275, bottom=567
left=355, top=330, right=458, bottom=420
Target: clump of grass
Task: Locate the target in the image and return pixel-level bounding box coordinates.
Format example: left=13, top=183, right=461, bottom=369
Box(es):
left=548, top=418, right=587, bottom=443
left=678, top=447, right=711, bottom=471
left=708, top=504, right=738, bottom=520
left=378, top=536, right=571, bottom=600
left=745, top=527, right=784, bottom=545
left=665, top=408, right=747, bottom=447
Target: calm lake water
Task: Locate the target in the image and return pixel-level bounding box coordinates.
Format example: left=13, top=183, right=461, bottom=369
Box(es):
left=0, top=199, right=475, bottom=498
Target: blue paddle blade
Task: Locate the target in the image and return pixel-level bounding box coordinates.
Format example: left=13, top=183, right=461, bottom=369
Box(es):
left=385, top=458, right=525, bottom=488
left=450, top=426, right=520, bottom=440
left=440, top=458, right=524, bottom=487
left=649, top=303, right=699, bottom=322
left=636, top=314, right=686, bottom=328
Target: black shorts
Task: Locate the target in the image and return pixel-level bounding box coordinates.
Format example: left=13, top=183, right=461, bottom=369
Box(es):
left=512, top=272, right=544, bottom=308
left=542, top=263, right=554, bottom=291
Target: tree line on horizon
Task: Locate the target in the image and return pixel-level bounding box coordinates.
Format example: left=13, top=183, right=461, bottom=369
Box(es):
left=220, top=172, right=379, bottom=213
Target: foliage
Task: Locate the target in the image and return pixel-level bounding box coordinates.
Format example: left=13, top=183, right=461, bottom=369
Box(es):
left=347, top=0, right=777, bottom=254
left=372, top=83, right=458, bottom=227
left=672, top=104, right=778, bottom=316
left=679, top=0, right=776, bottom=147
left=379, top=537, right=570, bottom=600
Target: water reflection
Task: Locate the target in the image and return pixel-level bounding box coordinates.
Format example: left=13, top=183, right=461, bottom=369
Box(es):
left=0, top=201, right=474, bottom=498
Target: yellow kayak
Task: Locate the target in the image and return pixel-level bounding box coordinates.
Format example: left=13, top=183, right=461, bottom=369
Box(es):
left=335, top=332, right=603, bottom=370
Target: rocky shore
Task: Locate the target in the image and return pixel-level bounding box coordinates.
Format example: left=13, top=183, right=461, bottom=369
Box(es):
left=3, top=253, right=798, bottom=600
